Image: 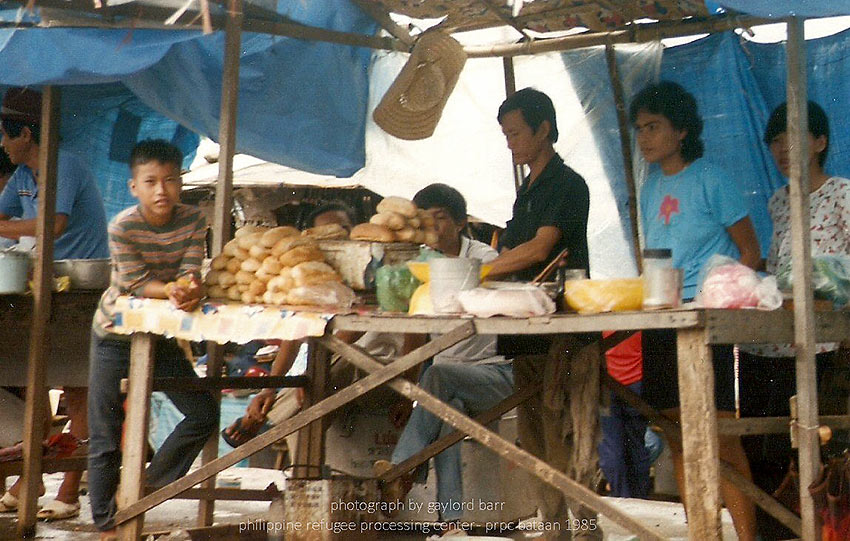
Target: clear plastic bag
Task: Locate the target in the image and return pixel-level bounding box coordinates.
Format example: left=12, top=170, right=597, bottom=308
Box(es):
left=697, top=254, right=782, bottom=310
left=375, top=264, right=420, bottom=312
left=776, top=256, right=850, bottom=308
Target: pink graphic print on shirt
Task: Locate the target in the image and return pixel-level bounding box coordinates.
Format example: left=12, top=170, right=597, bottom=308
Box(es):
left=658, top=194, right=680, bottom=225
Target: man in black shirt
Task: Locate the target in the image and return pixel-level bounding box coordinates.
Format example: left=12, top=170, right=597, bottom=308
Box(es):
left=490, top=88, right=601, bottom=540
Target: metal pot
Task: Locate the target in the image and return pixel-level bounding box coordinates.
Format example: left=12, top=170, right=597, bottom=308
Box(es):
left=53, top=258, right=111, bottom=290
left=0, top=251, right=30, bottom=294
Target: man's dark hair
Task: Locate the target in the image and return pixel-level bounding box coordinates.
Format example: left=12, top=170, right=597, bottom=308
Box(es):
left=0, top=148, right=15, bottom=178
left=412, top=183, right=467, bottom=223
left=306, top=200, right=358, bottom=227
left=130, top=139, right=183, bottom=170
left=1, top=119, right=40, bottom=146
left=629, top=81, right=704, bottom=163
left=763, top=101, right=830, bottom=167
left=497, top=87, right=559, bottom=143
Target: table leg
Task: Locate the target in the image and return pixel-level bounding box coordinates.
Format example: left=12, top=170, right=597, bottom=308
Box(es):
left=117, top=333, right=156, bottom=541
left=197, top=342, right=225, bottom=526
left=676, top=328, right=722, bottom=540
left=293, top=338, right=330, bottom=479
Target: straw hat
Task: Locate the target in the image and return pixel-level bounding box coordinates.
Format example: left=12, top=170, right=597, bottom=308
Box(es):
left=373, top=30, right=467, bottom=140
left=1, top=87, right=41, bottom=125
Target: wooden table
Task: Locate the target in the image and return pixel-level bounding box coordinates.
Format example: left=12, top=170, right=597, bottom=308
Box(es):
left=112, top=307, right=850, bottom=540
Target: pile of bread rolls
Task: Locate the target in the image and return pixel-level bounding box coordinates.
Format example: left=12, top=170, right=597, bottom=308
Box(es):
left=205, top=225, right=350, bottom=306
left=350, top=196, right=438, bottom=246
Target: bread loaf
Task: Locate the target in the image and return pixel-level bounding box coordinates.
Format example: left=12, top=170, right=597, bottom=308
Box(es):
left=207, top=285, right=227, bottom=298
left=235, top=270, right=255, bottom=285
left=350, top=223, right=395, bottom=242
left=302, top=223, right=349, bottom=240
left=210, top=255, right=229, bottom=271
left=236, top=232, right=264, bottom=251
left=278, top=245, right=324, bottom=267
left=240, top=258, right=262, bottom=273
left=248, top=245, right=269, bottom=260
left=370, top=211, right=406, bottom=230
left=261, top=226, right=300, bottom=248
left=377, top=196, right=417, bottom=218
left=271, top=236, right=312, bottom=257
left=292, top=261, right=339, bottom=287
left=234, top=225, right=267, bottom=238
left=395, top=226, right=416, bottom=242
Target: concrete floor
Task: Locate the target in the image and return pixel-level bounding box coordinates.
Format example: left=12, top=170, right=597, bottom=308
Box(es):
left=0, top=469, right=737, bottom=540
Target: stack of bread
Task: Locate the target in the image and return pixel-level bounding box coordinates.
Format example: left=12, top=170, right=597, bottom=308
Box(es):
left=350, top=196, right=438, bottom=247
left=205, top=225, right=352, bottom=306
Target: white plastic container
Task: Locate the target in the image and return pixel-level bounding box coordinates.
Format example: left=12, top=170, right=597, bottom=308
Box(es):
left=0, top=251, right=29, bottom=294
left=429, top=257, right=480, bottom=313
left=642, top=249, right=675, bottom=309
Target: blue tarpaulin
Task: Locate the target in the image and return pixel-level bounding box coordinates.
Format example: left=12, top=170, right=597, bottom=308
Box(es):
left=0, top=1, right=377, bottom=219
left=715, top=1, right=850, bottom=18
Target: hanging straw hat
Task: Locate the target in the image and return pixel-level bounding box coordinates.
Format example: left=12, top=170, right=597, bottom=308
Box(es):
left=373, top=30, right=467, bottom=140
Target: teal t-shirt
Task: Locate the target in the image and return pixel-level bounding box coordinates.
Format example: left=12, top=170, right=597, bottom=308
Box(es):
left=640, top=158, right=749, bottom=299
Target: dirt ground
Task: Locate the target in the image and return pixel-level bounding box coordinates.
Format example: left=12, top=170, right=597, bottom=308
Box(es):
left=0, top=469, right=737, bottom=540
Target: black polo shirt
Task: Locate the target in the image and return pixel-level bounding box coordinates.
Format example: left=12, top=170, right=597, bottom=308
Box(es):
left=498, top=154, right=590, bottom=281
left=497, top=154, right=592, bottom=356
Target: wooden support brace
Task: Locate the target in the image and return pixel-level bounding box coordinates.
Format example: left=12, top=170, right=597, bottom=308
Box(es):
left=113, top=322, right=475, bottom=525
left=322, top=334, right=665, bottom=541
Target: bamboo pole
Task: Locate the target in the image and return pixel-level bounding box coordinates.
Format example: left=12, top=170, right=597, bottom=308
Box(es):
left=17, top=85, right=60, bottom=539
left=785, top=17, right=820, bottom=541
left=502, top=57, right=525, bottom=193
left=349, top=0, right=414, bottom=46
left=604, top=41, right=642, bottom=274
left=197, top=0, right=243, bottom=526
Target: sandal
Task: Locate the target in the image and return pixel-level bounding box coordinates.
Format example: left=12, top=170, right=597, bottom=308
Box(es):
left=36, top=499, right=80, bottom=521
left=0, top=492, right=17, bottom=512
left=221, top=416, right=270, bottom=448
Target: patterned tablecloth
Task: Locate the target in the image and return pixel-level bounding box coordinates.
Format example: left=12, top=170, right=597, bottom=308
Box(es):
left=108, top=296, right=334, bottom=344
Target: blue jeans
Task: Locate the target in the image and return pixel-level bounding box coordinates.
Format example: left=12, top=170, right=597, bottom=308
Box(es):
left=598, top=381, right=652, bottom=498
left=391, top=362, right=513, bottom=521
left=87, top=333, right=219, bottom=531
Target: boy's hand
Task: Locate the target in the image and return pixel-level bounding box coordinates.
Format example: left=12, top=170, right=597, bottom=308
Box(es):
left=165, top=275, right=203, bottom=311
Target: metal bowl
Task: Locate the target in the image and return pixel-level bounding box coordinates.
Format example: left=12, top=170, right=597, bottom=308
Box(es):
left=53, top=258, right=111, bottom=290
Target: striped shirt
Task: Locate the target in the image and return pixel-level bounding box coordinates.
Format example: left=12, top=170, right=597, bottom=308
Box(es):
left=93, top=203, right=207, bottom=337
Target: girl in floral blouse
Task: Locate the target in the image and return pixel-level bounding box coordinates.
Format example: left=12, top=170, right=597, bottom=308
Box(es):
left=739, top=101, right=849, bottom=537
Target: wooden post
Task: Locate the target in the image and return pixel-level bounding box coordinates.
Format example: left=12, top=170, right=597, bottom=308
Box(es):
left=117, top=333, right=156, bottom=541
left=676, top=328, right=722, bottom=540
left=604, top=41, right=642, bottom=274
left=198, top=0, right=243, bottom=525
left=17, top=85, right=60, bottom=539
left=786, top=17, right=820, bottom=541
left=292, top=339, right=330, bottom=479
left=502, top=57, right=524, bottom=193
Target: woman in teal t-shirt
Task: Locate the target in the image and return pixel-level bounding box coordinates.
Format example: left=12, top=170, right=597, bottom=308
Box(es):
left=629, top=81, right=760, bottom=541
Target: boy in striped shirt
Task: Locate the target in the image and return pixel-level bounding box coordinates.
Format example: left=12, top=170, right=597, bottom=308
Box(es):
left=87, top=139, right=217, bottom=539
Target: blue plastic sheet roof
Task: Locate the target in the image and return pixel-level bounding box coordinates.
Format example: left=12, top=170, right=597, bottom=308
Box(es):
left=714, top=1, right=850, bottom=18
left=0, top=1, right=378, bottom=178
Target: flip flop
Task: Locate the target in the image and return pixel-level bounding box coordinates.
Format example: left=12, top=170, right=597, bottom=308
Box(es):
left=0, top=492, right=17, bottom=512
left=221, top=416, right=270, bottom=448
left=36, top=499, right=80, bottom=521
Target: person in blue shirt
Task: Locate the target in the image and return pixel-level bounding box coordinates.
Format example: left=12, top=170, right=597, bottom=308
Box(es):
left=630, top=81, right=759, bottom=541
left=0, top=88, right=108, bottom=259
left=0, top=87, right=109, bottom=521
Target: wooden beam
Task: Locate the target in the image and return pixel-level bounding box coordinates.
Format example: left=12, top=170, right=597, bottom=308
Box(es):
left=502, top=56, right=524, bottom=193
left=211, top=0, right=242, bottom=255
left=292, top=339, right=330, bottom=479
left=464, top=15, right=775, bottom=57
left=379, top=382, right=542, bottom=483
left=349, top=0, right=414, bottom=46
left=604, top=41, right=642, bottom=274
left=117, top=333, right=156, bottom=541
left=322, top=334, right=665, bottom=540
left=785, top=17, right=820, bottom=541
left=602, top=372, right=803, bottom=535
left=197, top=342, right=224, bottom=527
left=112, top=323, right=475, bottom=525
left=17, top=85, right=60, bottom=539
left=119, top=374, right=309, bottom=392
left=479, top=0, right=531, bottom=40
left=717, top=414, right=850, bottom=436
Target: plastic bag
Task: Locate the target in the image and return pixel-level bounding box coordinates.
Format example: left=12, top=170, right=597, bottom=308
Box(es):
left=375, top=264, right=420, bottom=312
left=562, top=278, right=643, bottom=314
left=457, top=284, right=555, bottom=318
left=287, top=281, right=355, bottom=308
left=697, top=255, right=782, bottom=310
left=776, top=256, right=850, bottom=308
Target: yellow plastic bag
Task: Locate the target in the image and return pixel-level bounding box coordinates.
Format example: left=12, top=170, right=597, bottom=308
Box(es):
left=562, top=278, right=643, bottom=314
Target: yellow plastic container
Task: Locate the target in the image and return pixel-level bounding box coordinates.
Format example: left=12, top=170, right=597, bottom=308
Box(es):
left=562, top=278, right=643, bottom=314
left=406, top=261, right=492, bottom=283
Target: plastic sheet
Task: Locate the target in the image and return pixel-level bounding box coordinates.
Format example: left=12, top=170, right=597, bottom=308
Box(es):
left=457, top=284, right=555, bottom=318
